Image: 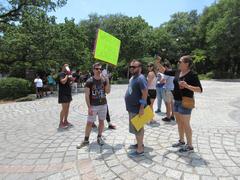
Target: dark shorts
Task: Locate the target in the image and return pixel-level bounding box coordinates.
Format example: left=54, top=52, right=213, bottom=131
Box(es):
left=147, top=89, right=156, bottom=105
left=174, top=100, right=192, bottom=115
left=148, top=89, right=157, bottom=99
left=58, top=95, right=72, bottom=104
left=36, top=87, right=43, bottom=93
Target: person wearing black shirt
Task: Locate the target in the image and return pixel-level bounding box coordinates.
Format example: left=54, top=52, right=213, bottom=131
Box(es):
left=156, top=55, right=203, bottom=152
left=92, top=71, right=116, bottom=130
left=72, top=69, right=81, bottom=93
left=58, top=64, right=74, bottom=129
left=76, top=63, right=110, bottom=148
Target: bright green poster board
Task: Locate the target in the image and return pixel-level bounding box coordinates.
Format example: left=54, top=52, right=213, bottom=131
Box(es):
left=94, top=29, right=121, bottom=66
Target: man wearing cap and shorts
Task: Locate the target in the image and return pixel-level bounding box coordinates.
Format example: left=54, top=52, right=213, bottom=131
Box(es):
left=77, top=63, right=110, bottom=148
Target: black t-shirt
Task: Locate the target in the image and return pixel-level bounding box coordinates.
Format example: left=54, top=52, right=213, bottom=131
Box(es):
left=85, top=77, right=107, bottom=106
left=164, top=70, right=202, bottom=101
left=58, top=72, right=72, bottom=96
left=72, top=73, right=80, bottom=83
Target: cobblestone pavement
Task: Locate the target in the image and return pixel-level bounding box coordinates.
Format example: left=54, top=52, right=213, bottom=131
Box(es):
left=0, top=80, right=240, bottom=180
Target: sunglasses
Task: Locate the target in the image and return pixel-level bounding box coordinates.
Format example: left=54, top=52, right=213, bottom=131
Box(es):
left=94, top=68, right=102, bottom=71
left=129, top=66, right=139, bottom=69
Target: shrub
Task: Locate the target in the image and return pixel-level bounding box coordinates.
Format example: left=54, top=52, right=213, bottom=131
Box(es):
left=198, top=71, right=214, bottom=80
left=112, top=78, right=129, bottom=84
left=0, top=77, right=32, bottom=100
left=16, top=94, right=36, bottom=102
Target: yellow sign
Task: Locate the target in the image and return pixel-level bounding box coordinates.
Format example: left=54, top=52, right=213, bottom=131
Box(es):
left=131, top=106, right=154, bottom=131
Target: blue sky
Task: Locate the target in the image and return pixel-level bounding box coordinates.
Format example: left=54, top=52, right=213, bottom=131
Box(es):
left=50, top=0, right=216, bottom=27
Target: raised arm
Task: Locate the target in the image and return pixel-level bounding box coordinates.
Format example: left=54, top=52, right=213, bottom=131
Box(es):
left=155, top=56, right=166, bottom=73
left=104, top=77, right=110, bottom=94
left=60, top=74, right=68, bottom=85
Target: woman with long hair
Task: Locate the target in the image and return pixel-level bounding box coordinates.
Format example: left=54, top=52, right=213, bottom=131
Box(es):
left=156, top=55, right=202, bottom=152
left=147, top=62, right=157, bottom=123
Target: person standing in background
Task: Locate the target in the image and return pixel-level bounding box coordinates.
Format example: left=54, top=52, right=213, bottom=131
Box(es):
left=72, top=69, right=81, bottom=93
left=34, top=75, right=43, bottom=98
left=47, top=72, right=56, bottom=94
left=162, top=62, right=175, bottom=122
left=147, top=62, right=157, bottom=123
left=58, top=64, right=73, bottom=129
left=155, top=60, right=165, bottom=114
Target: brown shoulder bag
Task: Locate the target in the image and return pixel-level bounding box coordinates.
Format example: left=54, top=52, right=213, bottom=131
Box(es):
left=182, top=96, right=195, bottom=109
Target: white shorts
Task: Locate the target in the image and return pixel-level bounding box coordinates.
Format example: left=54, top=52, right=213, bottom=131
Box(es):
left=87, top=104, right=107, bottom=122
left=163, top=89, right=173, bottom=103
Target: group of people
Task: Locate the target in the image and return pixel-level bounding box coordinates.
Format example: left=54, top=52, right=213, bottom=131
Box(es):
left=34, top=73, right=56, bottom=98
left=57, top=55, right=202, bottom=157
left=72, top=70, right=93, bottom=93
left=58, top=63, right=116, bottom=133
left=146, top=61, right=175, bottom=123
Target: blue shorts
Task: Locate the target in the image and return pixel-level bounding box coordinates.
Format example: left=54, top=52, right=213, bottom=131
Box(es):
left=174, top=100, right=192, bottom=115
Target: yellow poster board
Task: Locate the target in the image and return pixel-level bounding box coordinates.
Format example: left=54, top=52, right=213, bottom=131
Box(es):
left=94, top=29, right=121, bottom=66
left=131, top=106, right=154, bottom=131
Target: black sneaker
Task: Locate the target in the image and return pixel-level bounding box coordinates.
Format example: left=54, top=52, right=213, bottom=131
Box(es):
left=179, top=145, right=194, bottom=153
left=92, top=123, right=97, bottom=128
left=128, top=151, right=144, bottom=158
left=162, top=117, right=171, bottom=122
left=108, top=124, right=116, bottom=130
left=76, top=140, right=89, bottom=149
left=170, top=116, right=175, bottom=121
left=97, top=136, right=104, bottom=146
left=172, top=140, right=185, bottom=147
left=155, top=109, right=161, bottom=113
left=129, top=144, right=145, bottom=149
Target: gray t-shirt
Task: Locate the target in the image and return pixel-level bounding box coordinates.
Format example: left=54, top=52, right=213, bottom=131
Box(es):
left=125, top=74, right=148, bottom=113
left=85, top=77, right=107, bottom=106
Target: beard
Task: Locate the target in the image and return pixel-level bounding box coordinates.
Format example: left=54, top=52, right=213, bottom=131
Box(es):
left=131, top=69, right=140, bottom=75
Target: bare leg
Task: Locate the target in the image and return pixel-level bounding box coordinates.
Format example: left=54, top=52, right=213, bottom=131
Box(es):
left=174, top=112, right=185, bottom=142
left=182, top=115, right=192, bottom=146
left=170, top=100, right=174, bottom=117
left=50, top=86, right=53, bottom=94
left=60, top=103, right=68, bottom=126
left=85, top=121, right=93, bottom=138
left=64, top=103, right=70, bottom=122
left=36, top=88, right=39, bottom=98
left=166, top=102, right=171, bottom=118
left=150, top=98, right=156, bottom=122
left=98, top=120, right=104, bottom=136
left=136, top=129, right=144, bottom=153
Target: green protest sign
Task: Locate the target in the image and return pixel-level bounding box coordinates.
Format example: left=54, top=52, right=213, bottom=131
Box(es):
left=94, top=29, right=121, bottom=66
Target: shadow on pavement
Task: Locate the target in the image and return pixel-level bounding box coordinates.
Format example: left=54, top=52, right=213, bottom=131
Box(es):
left=162, top=149, right=209, bottom=167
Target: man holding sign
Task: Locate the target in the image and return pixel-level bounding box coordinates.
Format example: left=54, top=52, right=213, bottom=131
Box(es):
left=76, top=63, right=110, bottom=148
left=125, top=60, right=148, bottom=157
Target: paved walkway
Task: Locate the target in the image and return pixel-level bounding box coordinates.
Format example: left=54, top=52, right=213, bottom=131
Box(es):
left=0, top=80, right=240, bottom=180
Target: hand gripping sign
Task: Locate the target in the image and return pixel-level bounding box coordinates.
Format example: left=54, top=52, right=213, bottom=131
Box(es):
left=131, top=106, right=154, bottom=131
left=94, top=29, right=121, bottom=66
